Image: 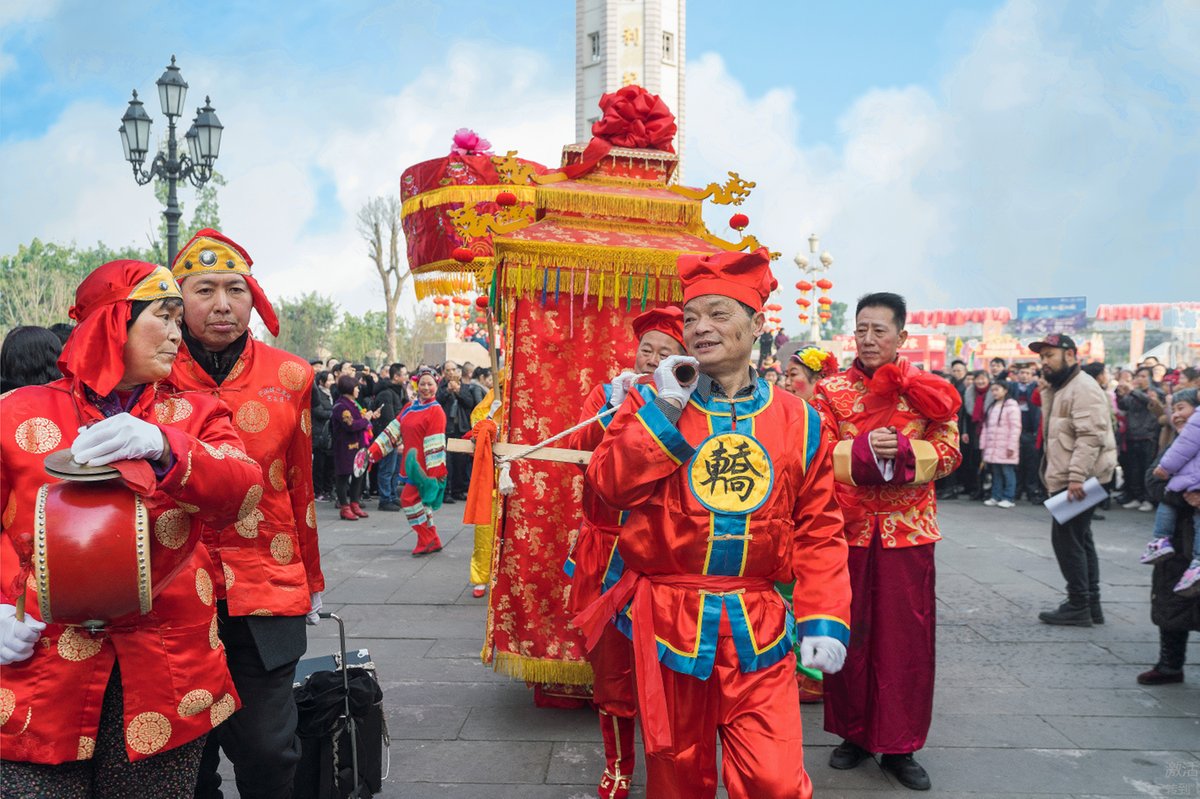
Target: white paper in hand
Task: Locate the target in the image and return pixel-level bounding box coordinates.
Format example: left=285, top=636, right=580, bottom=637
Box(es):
left=1043, top=477, right=1108, bottom=524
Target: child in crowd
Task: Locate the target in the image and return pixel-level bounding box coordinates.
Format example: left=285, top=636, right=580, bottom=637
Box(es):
left=980, top=380, right=1021, bottom=509
left=1140, top=388, right=1200, bottom=596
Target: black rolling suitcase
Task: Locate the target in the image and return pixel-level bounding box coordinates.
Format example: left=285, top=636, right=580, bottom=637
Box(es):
left=293, top=613, right=389, bottom=799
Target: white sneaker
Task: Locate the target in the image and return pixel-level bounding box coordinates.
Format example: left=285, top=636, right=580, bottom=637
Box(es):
left=1138, top=501, right=1154, bottom=512
left=1122, top=499, right=1142, bottom=510
left=983, top=498, right=999, bottom=507
left=997, top=500, right=1015, bottom=509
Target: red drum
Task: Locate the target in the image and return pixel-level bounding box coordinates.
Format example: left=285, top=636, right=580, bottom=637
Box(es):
left=32, top=480, right=191, bottom=628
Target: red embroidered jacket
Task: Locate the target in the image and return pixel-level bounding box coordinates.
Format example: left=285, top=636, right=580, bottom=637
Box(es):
left=171, top=337, right=323, bottom=617
left=811, top=358, right=963, bottom=548
left=0, top=379, right=261, bottom=764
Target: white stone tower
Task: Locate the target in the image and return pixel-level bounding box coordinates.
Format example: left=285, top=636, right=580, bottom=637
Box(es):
left=576, top=0, right=686, bottom=172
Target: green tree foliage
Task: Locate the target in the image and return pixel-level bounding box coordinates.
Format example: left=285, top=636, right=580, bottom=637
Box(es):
left=268, top=292, right=339, bottom=360
left=331, top=310, right=389, bottom=365
left=824, top=300, right=848, bottom=337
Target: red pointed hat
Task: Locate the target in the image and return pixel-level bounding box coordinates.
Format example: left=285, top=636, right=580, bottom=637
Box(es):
left=631, top=306, right=684, bottom=348
left=678, top=248, right=777, bottom=312
left=59, top=260, right=183, bottom=396
left=170, top=228, right=280, bottom=336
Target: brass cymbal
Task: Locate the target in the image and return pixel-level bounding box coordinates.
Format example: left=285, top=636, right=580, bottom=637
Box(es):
left=43, top=449, right=120, bottom=482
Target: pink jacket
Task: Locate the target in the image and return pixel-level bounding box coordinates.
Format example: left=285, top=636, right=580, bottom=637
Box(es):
left=980, top=397, right=1021, bottom=465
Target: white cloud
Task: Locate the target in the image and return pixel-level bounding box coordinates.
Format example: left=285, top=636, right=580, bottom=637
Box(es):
left=684, top=0, right=1200, bottom=324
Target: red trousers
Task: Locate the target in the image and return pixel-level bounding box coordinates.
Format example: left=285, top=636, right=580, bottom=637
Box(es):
left=822, top=531, right=936, bottom=753
left=569, top=524, right=635, bottom=718
left=643, top=635, right=812, bottom=799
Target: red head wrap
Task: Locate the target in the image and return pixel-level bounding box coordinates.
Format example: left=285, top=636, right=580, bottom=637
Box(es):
left=631, top=306, right=685, bottom=349
left=171, top=228, right=280, bottom=336
left=678, top=248, right=777, bottom=312
left=58, top=260, right=182, bottom=396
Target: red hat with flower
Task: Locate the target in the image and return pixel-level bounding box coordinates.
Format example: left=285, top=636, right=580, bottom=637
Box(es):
left=677, top=248, right=777, bottom=312
left=631, top=306, right=684, bottom=348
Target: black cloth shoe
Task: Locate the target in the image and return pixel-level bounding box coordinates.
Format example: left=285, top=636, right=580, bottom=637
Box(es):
left=829, top=740, right=872, bottom=770
left=1038, top=601, right=1093, bottom=627
left=1090, top=603, right=1104, bottom=625
left=1092, top=512, right=1106, bottom=521
left=881, top=754, right=931, bottom=791
left=378, top=501, right=401, bottom=512
left=1137, top=667, right=1183, bottom=685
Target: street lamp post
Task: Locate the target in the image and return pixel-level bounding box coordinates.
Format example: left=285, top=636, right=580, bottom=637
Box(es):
left=793, top=233, right=834, bottom=343
left=119, top=56, right=223, bottom=267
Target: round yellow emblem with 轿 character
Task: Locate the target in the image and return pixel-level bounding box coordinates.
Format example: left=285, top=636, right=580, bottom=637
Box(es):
left=687, top=433, right=773, bottom=515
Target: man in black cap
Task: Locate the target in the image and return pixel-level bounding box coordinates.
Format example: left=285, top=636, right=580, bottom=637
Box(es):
left=1030, top=333, right=1117, bottom=626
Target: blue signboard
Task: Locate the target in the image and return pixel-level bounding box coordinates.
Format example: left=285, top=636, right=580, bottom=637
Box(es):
left=1017, top=296, right=1087, bottom=334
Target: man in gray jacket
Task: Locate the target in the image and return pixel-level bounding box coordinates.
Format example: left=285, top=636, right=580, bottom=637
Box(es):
left=1032, top=333, right=1117, bottom=626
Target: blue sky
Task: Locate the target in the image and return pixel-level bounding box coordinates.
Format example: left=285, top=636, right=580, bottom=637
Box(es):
left=2, top=0, right=1197, bottom=318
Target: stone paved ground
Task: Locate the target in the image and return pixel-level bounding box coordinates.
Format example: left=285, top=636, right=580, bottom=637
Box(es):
left=224, top=495, right=1200, bottom=798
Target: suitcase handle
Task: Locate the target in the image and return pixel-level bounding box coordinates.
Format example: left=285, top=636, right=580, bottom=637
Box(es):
left=315, top=612, right=361, bottom=793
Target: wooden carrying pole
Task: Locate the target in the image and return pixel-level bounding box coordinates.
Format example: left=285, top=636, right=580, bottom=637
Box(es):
left=447, top=437, right=592, bottom=466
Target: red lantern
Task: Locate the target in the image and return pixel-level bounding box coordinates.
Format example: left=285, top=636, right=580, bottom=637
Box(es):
left=817, top=296, right=833, bottom=307
left=475, top=295, right=489, bottom=308
left=816, top=278, right=833, bottom=291
left=496, top=191, right=518, bottom=207
left=451, top=247, right=474, bottom=264
left=798, top=314, right=809, bottom=322
left=795, top=298, right=809, bottom=307
left=796, top=280, right=813, bottom=292
left=819, top=311, right=832, bottom=321
left=729, top=213, right=749, bottom=231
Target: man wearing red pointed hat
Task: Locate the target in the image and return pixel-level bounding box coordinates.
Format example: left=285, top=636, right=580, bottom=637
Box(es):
left=811, top=292, right=963, bottom=791
left=561, top=305, right=684, bottom=799
left=168, top=230, right=324, bottom=799
left=577, top=249, right=851, bottom=799
left=0, top=260, right=262, bottom=796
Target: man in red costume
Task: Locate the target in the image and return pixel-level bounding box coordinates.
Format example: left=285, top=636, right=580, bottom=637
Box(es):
left=812, top=292, right=962, bottom=791
left=563, top=306, right=684, bottom=799
left=169, top=230, right=325, bottom=799
left=578, top=249, right=851, bottom=799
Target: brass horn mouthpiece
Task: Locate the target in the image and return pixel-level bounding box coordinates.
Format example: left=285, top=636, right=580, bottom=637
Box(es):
left=673, top=363, right=697, bottom=385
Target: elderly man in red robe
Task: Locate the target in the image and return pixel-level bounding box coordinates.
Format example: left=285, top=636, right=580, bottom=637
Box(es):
left=563, top=305, right=684, bottom=799
left=811, top=292, right=962, bottom=792
left=578, top=249, right=851, bottom=799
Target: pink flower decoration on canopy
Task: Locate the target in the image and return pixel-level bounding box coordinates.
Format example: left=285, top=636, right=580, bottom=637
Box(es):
left=451, top=128, right=492, bottom=156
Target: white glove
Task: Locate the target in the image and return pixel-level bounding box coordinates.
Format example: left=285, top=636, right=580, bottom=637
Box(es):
left=608, top=371, right=639, bottom=407
left=1, top=604, right=47, bottom=665
left=72, top=414, right=166, bottom=467
left=306, top=591, right=322, bottom=626
left=654, top=355, right=701, bottom=407
left=799, top=635, right=847, bottom=674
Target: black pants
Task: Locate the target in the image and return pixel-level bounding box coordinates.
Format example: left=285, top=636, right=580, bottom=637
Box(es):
left=312, top=449, right=334, bottom=498
left=1157, top=628, right=1190, bottom=672
left=335, top=472, right=363, bottom=508
left=1125, top=438, right=1158, bottom=502
left=445, top=436, right=471, bottom=496
left=959, top=442, right=984, bottom=496
left=2, top=665, right=205, bottom=799
left=1050, top=506, right=1100, bottom=606
left=1017, top=432, right=1042, bottom=500
left=195, top=612, right=302, bottom=799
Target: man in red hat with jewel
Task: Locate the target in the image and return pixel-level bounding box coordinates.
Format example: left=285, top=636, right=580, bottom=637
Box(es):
left=577, top=249, right=851, bottom=799
left=169, top=229, right=324, bottom=799
left=812, top=292, right=963, bottom=791
left=563, top=305, right=685, bottom=799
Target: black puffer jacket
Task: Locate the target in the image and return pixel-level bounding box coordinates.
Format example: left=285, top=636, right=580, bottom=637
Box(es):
left=311, top=386, right=333, bottom=452
left=1147, top=463, right=1200, bottom=633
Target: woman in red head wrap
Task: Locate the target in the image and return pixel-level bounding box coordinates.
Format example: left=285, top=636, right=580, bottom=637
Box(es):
left=0, top=260, right=262, bottom=797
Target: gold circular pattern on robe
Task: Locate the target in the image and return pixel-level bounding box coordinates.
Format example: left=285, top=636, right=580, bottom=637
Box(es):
left=223, top=563, right=235, bottom=588
left=269, top=459, right=287, bottom=491
left=235, top=508, right=263, bottom=539
left=269, top=534, right=294, bottom=565
left=14, top=417, right=61, bottom=454
left=236, top=401, right=270, bottom=434
left=77, top=736, right=95, bottom=760
left=200, top=441, right=225, bottom=459
left=305, top=500, right=316, bottom=529
left=127, top=712, right=172, bottom=755
left=278, top=361, right=307, bottom=392
left=177, top=689, right=214, bottom=718
left=154, top=509, right=190, bottom=550
left=218, top=443, right=257, bottom=464
left=57, top=626, right=103, bottom=662
left=154, top=397, right=193, bottom=425
left=196, top=568, right=214, bottom=606
left=300, top=408, right=312, bottom=436
left=2, top=498, right=16, bottom=528
left=208, top=615, right=220, bottom=649
left=176, top=500, right=200, bottom=513
left=0, top=688, right=15, bottom=725
left=210, top=693, right=236, bottom=727
left=238, top=484, right=264, bottom=521
left=249, top=608, right=273, bottom=616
